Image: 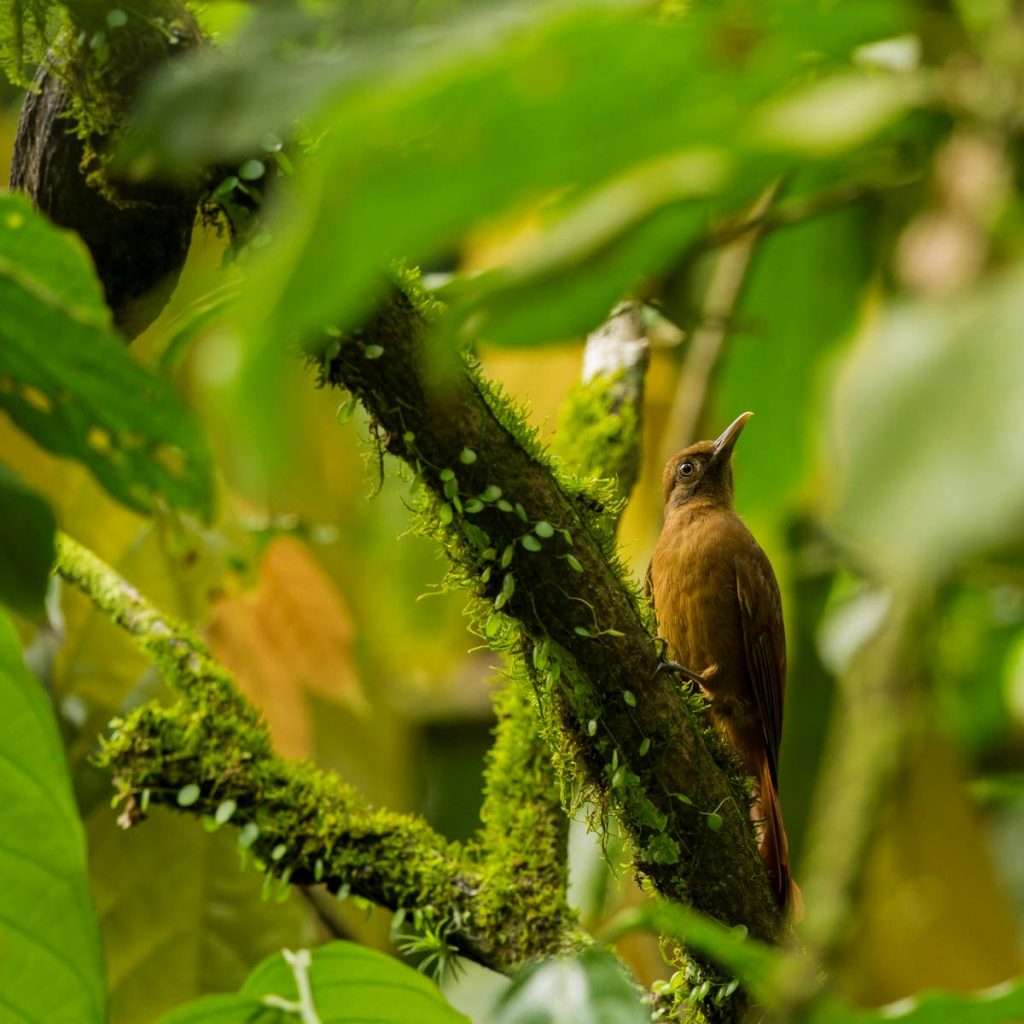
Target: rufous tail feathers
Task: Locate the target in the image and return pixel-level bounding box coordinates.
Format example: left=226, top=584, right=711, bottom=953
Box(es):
left=757, top=763, right=803, bottom=921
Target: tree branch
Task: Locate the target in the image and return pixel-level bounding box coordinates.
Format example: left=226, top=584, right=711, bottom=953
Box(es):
left=319, top=272, right=784, bottom=946
left=54, top=531, right=583, bottom=974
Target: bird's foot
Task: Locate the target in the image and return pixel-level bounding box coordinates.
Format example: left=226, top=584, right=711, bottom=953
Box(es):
left=655, top=657, right=706, bottom=689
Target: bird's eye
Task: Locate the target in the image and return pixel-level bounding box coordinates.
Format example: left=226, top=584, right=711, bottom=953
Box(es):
left=678, top=461, right=694, bottom=478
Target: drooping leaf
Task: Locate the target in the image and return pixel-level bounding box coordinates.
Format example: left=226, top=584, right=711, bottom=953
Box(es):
left=0, top=460, right=56, bottom=616
left=825, top=265, right=1024, bottom=583
left=491, top=949, right=648, bottom=1024
left=0, top=609, right=105, bottom=1023
left=0, top=194, right=215, bottom=520
left=157, top=941, right=470, bottom=1023
left=240, top=0, right=904, bottom=346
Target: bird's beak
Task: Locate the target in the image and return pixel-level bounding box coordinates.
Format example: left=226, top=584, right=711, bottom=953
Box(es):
left=711, top=411, right=753, bottom=462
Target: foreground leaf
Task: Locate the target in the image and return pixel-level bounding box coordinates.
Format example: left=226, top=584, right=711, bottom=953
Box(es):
left=827, top=266, right=1024, bottom=583
left=0, top=194, right=214, bottom=519
left=0, top=610, right=105, bottom=1022
left=0, top=460, right=56, bottom=616
left=492, top=950, right=648, bottom=1024
left=158, top=940, right=469, bottom=1023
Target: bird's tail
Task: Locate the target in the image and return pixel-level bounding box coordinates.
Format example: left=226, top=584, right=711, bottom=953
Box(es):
left=757, top=763, right=803, bottom=920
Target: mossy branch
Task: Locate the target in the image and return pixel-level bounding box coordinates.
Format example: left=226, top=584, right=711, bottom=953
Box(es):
left=319, top=274, right=784, bottom=946
left=54, top=532, right=583, bottom=975
left=474, top=302, right=653, bottom=936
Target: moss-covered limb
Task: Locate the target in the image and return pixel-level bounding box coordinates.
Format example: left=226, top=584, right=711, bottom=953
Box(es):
left=473, top=681, right=581, bottom=964
left=55, top=532, right=256, bottom=721
left=558, top=301, right=650, bottom=506
left=473, top=303, right=652, bottom=938
left=320, top=275, right=783, bottom=946
left=55, top=530, right=580, bottom=974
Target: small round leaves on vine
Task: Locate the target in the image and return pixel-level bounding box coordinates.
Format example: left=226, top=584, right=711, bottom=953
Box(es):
left=565, top=554, right=584, bottom=573
left=521, top=534, right=542, bottom=552
left=177, top=783, right=200, bottom=807
left=481, top=485, right=502, bottom=502
left=533, top=639, right=549, bottom=670
left=706, top=812, right=724, bottom=831
left=140, top=789, right=151, bottom=812
left=238, top=822, right=259, bottom=848
left=440, top=468, right=455, bottom=482
left=534, top=520, right=554, bottom=538
left=459, top=448, right=477, bottom=464
left=336, top=395, right=357, bottom=424
left=364, top=344, right=384, bottom=359
left=587, top=719, right=598, bottom=737
left=639, top=737, right=651, bottom=756
left=574, top=625, right=593, bottom=637
left=403, top=430, right=415, bottom=444
left=500, top=545, right=514, bottom=568
left=465, top=498, right=484, bottom=514
left=485, top=612, right=502, bottom=638
left=240, top=159, right=266, bottom=181
left=497, top=499, right=513, bottom=513
left=314, top=858, right=324, bottom=882
left=215, top=799, right=237, bottom=825
left=514, top=502, right=528, bottom=522
left=439, top=504, right=454, bottom=525
left=271, top=843, right=288, bottom=861
left=106, top=8, right=127, bottom=27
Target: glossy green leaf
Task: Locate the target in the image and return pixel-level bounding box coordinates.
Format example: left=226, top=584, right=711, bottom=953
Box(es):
left=826, top=265, right=1024, bottom=583
left=0, top=610, right=105, bottom=1022
left=158, top=940, right=469, bottom=1023
left=0, top=460, right=55, bottom=616
left=0, top=195, right=215, bottom=519
left=492, top=949, right=648, bottom=1024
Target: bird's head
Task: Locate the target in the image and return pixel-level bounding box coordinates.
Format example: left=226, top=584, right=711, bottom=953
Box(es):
left=661, top=411, right=753, bottom=511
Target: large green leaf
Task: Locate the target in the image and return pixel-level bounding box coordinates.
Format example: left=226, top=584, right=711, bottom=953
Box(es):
left=825, top=265, right=1024, bottom=584
left=491, top=950, right=648, bottom=1024
left=0, top=460, right=56, bottom=617
left=157, top=940, right=470, bottom=1023
left=240, top=0, right=903, bottom=345
left=0, top=609, right=105, bottom=1023
left=0, top=194, right=215, bottom=519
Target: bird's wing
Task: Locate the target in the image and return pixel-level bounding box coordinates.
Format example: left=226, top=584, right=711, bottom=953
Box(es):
left=735, top=547, right=786, bottom=787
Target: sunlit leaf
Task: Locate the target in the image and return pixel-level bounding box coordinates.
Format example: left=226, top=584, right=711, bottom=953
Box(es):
left=0, top=610, right=105, bottom=1022
left=0, top=460, right=55, bottom=616
left=205, top=536, right=366, bottom=758
left=0, top=195, right=215, bottom=520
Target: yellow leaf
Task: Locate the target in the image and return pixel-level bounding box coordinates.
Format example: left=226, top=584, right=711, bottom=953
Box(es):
left=206, top=537, right=365, bottom=758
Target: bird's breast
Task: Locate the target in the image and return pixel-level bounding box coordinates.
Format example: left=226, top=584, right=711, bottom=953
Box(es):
left=650, top=509, right=749, bottom=694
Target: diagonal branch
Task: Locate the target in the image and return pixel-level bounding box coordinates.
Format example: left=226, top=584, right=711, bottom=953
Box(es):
left=319, top=273, right=784, bottom=945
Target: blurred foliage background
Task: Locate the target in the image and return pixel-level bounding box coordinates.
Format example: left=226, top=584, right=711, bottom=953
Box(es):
left=2, top=0, right=1024, bottom=1021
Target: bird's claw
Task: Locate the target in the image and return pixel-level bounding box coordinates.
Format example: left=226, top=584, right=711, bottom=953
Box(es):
left=655, top=657, right=706, bottom=689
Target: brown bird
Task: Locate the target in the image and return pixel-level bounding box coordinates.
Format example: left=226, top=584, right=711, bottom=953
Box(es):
left=647, top=412, right=798, bottom=914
